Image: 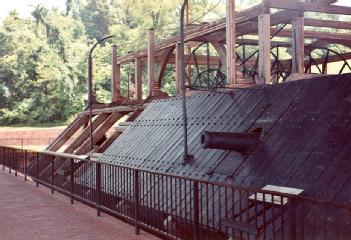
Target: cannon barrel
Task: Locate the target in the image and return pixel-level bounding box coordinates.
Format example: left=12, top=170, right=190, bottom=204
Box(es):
left=200, top=131, right=260, bottom=153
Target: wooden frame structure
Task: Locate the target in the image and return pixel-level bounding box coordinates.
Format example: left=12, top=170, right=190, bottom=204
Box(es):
left=110, top=0, right=351, bottom=97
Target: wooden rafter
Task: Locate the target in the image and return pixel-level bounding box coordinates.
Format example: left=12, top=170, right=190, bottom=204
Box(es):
left=156, top=46, right=175, bottom=89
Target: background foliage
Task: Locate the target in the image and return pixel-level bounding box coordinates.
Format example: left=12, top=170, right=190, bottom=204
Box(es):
left=0, top=0, right=230, bottom=125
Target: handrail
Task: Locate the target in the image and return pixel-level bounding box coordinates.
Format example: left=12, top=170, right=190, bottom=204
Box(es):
left=6, top=146, right=351, bottom=211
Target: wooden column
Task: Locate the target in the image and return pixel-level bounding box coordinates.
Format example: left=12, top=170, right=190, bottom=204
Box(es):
left=291, top=16, right=305, bottom=74
left=135, top=57, right=142, bottom=100
left=111, top=45, right=122, bottom=102
left=175, top=43, right=182, bottom=96
left=258, top=14, right=271, bottom=84
left=147, top=28, right=155, bottom=96
left=226, top=0, right=236, bottom=85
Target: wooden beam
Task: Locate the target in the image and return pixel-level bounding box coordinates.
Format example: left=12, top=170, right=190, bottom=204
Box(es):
left=258, top=14, right=271, bottom=84
left=210, top=41, right=227, bottom=69
left=147, top=28, right=155, bottom=96
left=80, top=105, right=143, bottom=115
left=268, top=0, right=351, bottom=15
left=226, top=0, right=236, bottom=85
left=116, top=4, right=265, bottom=64
left=175, top=43, right=182, bottom=95
left=304, top=18, right=351, bottom=30
left=135, top=57, right=142, bottom=100
left=186, top=47, right=192, bottom=85
left=75, top=112, right=126, bottom=154
left=291, top=16, right=304, bottom=73
left=272, top=28, right=351, bottom=41
left=156, top=47, right=175, bottom=90
left=111, top=45, right=122, bottom=102
left=64, top=113, right=110, bottom=154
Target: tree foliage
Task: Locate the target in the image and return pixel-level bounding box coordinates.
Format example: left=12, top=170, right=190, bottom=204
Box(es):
left=0, top=0, right=226, bottom=125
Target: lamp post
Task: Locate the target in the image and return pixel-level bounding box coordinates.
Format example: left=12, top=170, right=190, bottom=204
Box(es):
left=88, top=35, right=115, bottom=153
left=180, top=0, right=193, bottom=164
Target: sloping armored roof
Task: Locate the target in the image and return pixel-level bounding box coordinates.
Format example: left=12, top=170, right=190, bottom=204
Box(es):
left=100, top=73, right=351, bottom=204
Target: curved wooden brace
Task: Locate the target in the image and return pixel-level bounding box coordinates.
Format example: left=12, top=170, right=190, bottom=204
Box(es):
left=210, top=40, right=227, bottom=70
left=156, top=46, right=176, bottom=89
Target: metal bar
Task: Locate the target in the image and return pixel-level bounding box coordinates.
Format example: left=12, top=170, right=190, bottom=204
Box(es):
left=70, top=159, right=74, bottom=204
left=134, top=169, right=140, bottom=235
left=24, top=150, right=27, bottom=181
left=289, top=198, right=297, bottom=240
left=96, top=162, right=102, bottom=216
left=51, top=155, right=54, bottom=194
left=193, top=181, right=200, bottom=239
left=36, top=152, right=39, bottom=187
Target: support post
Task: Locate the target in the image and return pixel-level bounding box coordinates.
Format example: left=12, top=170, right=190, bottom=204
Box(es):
left=96, top=162, right=101, bottom=217
left=51, top=155, right=54, bottom=194
left=147, top=28, right=155, bottom=97
left=193, top=181, right=200, bottom=239
left=36, top=153, right=39, bottom=187
left=292, top=16, right=305, bottom=74
left=258, top=14, right=271, bottom=84
left=134, top=169, right=140, bottom=235
left=14, top=149, right=17, bottom=176
left=24, top=150, right=27, bottom=181
left=289, top=198, right=297, bottom=239
left=226, top=0, right=236, bottom=85
left=175, top=43, right=182, bottom=96
left=135, top=58, right=142, bottom=100
left=112, top=45, right=122, bottom=102
left=70, top=159, right=74, bottom=204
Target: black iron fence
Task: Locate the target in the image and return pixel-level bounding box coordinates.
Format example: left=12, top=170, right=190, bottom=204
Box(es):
left=0, top=146, right=350, bottom=240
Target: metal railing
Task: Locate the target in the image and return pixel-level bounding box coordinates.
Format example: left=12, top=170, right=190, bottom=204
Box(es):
left=0, top=138, right=75, bottom=151
left=0, top=146, right=350, bottom=240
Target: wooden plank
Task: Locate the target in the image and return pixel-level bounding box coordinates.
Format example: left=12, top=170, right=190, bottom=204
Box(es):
left=148, top=28, right=155, bottom=96
left=291, top=16, right=304, bottom=74
left=268, top=0, right=351, bottom=15
left=258, top=14, right=271, bottom=84
left=168, top=54, right=221, bottom=66
left=96, top=130, right=122, bottom=153
left=135, top=57, right=142, bottom=100
left=75, top=112, right=126, bottom=154
left=47, top=115, right=89, bottom=152
left=226, top=0, right=236, bottom=85
left=80, top=105, right=143, bottom=115
left=111, top=45, right=122, bottom=102
left=64, top=113, right=110, bottom=154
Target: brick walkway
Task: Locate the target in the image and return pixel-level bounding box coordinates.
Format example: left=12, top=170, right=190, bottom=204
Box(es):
left=0, top=170, right=159, bottom=240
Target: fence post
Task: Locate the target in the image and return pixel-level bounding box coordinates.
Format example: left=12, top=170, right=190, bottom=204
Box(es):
left=9, top=148, right=12, bottom=174
left=70, top=158, right=74, bottom=204
left=36, top=152, right=39, bottom=187
left=193, top=181, right=200, bottom=239
left=51, top=155, right=54, bottom=194
left=134, top=169, right=140, bottom=235
left=289, top=198, right=297, bottom=240
left=14, top=149, right=18, bottom=176
left=24, top=150, right=27, bottom=181
left=2, top=147, right=4, bottom=171
left=96, top=162, right=102, bottom=217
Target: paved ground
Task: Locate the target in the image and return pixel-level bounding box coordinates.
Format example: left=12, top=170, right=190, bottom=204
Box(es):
left=0, top=170, right=159, bottom=240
